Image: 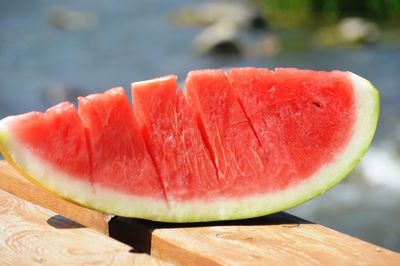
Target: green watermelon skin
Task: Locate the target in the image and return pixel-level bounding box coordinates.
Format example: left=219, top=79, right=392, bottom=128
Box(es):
left=0, top=69, right=379, bottom=222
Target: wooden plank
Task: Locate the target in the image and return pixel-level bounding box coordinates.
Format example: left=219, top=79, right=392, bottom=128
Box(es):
left=0, top=189, right=167, bottom=266
left=110, top=213, right=400, bottom=266
left=0, top=160, right=110, bottom=234
left=2, top=160, right=400, bottom=265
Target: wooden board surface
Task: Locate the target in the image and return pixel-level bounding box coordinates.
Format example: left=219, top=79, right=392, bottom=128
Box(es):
left=0, top=160, right=110, bottom=234
left=1, top=160, right=400, bottom=265
left=0, top=189, right=167, bottom=266
left=111, top=215, right=400, bottom=266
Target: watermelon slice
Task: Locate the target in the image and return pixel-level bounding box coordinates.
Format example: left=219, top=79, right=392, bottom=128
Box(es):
left=77, top=87, right=168, bottom=217
left=0, top=68, right=379, bottom=222
left=185, top=70, right=271, bottom=197
left=131, top=75, right=220, bottom=205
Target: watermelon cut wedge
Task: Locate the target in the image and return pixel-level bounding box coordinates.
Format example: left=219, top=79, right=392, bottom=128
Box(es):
left=0, top=68, right=379, bottom=222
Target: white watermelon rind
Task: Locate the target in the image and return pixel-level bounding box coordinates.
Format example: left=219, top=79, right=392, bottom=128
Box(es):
left=0, top=121, right=171, bottom=220
left=0, top=72, right=379, bottom=222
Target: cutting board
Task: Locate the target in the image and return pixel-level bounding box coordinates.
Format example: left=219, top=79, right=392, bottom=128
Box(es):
left=0, top=160, right=399, bottom=265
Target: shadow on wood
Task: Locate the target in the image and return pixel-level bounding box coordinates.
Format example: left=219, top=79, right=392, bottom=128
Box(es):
left=109, top=212, right=310, bottom=253
left=0, top=189, right=166, bottom=265
left=47, top=214, right=85, bottom=229
left=109, top=212, right=400, bottom=266
left=0, top=160, right=111, bottom=234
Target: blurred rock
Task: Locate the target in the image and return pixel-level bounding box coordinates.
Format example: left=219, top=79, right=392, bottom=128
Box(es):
left=171, top=1, right=266, bottom=30
left=192, top=20, right=241, bottom=56
left=48, top=8, right=99, bottom=31
left=338, top=17, right=379, bottom=44
left=41, top=85, right=87, bottom=106
left=173, top=1, right=270, bottom=58
left=315, top=17, right=379, bottom=47
left=245, top=34, right=282, bottom=58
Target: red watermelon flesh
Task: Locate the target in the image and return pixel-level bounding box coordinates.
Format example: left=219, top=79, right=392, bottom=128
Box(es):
left=185, top=70, right=272, bottom=197
left=78, top=87, right=165, bottom=199
left=227, top=68, right=355, bottom=189
left=131, top=75, right=220, bottom=202
left=8, top=102, right=91, bottom=180
left=0, top=68, right=379, bottom=222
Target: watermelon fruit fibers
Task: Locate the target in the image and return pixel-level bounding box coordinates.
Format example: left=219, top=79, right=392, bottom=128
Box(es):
left=0, top=68, right=379, bottom=222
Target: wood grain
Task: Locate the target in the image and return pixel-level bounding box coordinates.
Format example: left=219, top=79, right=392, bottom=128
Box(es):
left=0, top=160, right=110, bottom=234
left=0, top=189, right=167, bottom=266
left=111, top=213, right=400, bottom=266
left=1, top=159, right=399, bottom=265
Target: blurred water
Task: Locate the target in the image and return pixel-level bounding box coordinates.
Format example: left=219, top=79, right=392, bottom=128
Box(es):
left=0, top=0, right=399, bottom=252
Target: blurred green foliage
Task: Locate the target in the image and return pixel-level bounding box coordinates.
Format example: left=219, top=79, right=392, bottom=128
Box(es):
left=256, top=0, right=400, bottom=28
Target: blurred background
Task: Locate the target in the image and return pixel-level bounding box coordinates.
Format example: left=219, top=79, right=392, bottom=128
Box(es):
left=0, top=0, right=399, bottom=252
